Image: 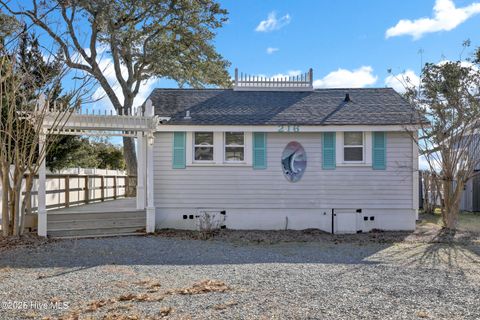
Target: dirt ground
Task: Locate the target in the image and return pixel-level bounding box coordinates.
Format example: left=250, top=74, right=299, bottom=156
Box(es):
left=0, top=214, right=479, bottom=319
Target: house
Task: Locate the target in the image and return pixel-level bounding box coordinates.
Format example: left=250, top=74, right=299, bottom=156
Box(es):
left=146, top=70, right=421, bottom=234
left=34, top=68, right=420, bottom=238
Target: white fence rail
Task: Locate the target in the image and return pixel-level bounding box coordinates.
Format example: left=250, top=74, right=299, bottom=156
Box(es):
left=0, top=167, right=134, bottom=218
left=29, top=169, right=134, bottom=211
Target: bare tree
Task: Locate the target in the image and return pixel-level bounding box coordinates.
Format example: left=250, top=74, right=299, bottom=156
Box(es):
left=420, top=170, right=440, bottom=214
left=404, top=61, right=480, bottom=229
left=0, top=0, right=231, bottom=179
left=0, top=49, right=81, bottom=236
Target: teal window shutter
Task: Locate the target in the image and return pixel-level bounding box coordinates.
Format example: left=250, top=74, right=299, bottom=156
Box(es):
left=172, top=132, right=186, bottom=169
left=372, top=132, right=386, bottom=170
left=322, top=132, right=336, bottom=170
left=253, top=132, right=267, bottom=169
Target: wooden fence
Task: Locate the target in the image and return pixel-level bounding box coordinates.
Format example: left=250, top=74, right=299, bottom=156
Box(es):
left=23, top=173, right=136, bottom=213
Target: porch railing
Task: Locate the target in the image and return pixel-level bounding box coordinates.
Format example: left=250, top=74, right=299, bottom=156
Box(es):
left=23, top=173, right=137, bottom=213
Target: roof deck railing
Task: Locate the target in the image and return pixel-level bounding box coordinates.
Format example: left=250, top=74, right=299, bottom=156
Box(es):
left=233, top=68, right=313, bottom=91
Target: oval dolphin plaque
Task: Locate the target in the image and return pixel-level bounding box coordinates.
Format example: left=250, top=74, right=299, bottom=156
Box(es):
left=281, top=141, right=307, bottom=182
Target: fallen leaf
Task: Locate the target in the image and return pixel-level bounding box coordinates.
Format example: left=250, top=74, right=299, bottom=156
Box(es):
left=213, top=300, right=238, bottom=310
left=49, top=296, right=63, bottom=303
left=118, top=294, right=136, bottom=302
left=175, top=280, right=230, bottom=295
left=159, top=306, right=173, bottom=317
left=416, top=310, right=429, bottom=318
left=24, top=311, right=37, bottom=319
left=85, top=299, right=109, bottom=312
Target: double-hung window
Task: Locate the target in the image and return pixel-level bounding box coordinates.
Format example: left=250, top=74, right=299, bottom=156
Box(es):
left=225, top=132, right=245, bottom=162
left=343, top=132, right=364, bottom=162
left=194, top=132, right=214, bottom=161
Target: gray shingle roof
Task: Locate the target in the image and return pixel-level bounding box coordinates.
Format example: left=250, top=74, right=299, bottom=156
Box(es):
left=147, top=88, right=421, bottom=126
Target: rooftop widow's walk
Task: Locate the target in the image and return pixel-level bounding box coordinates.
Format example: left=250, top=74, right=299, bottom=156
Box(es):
left=233, top=68, right=314, bottom=91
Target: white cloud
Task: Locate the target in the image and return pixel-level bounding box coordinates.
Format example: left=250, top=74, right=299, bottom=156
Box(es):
left=313, top=66, right=378, bottom=88
left=385, top=69, right=420, bottom=93
left=271, top=70, right=302, bottom=79
left=255, top=12, right=291, bottom=32
left=437, top=59, right=477, bottom=69
left=386, top=0, right=480, bottom=39
left=266, top=47, right=279, bottom=54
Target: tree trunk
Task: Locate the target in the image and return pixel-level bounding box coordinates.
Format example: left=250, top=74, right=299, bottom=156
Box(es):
left=422, top=172, right=431, bottom=213
left=20, top=175, right=33, bottom=235
left=442, top=201, right=460, bottom=229
left=12, top=179, right=22, bottom=236
left=8, top=181, right=15, bottom=236
left=1, top=167, right=9, bottom=236
left=442, top=179, right=460, bottom=229
left=123, top=136, right=137, bottom=197
left=10, top=167, right=24, bottom=236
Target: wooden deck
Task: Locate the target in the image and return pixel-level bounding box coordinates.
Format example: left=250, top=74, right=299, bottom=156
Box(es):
left=47, top=198, right=146, bottom=238
left=49, top=198, right=139, bottom=214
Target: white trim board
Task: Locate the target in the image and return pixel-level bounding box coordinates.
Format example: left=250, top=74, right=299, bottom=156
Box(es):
left=156, top=124, right=419, bottom=133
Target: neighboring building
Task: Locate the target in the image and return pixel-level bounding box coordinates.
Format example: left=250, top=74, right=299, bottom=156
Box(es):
left=460, top=173, right=480, bottom=212
left=146, top=70, right=421, bottom=233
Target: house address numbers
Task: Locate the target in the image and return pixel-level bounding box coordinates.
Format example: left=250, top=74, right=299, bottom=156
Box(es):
left=277, top=125, right=300, bottom=132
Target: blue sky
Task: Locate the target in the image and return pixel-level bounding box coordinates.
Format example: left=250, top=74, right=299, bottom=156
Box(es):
left=211, top=0, right=480, bottom=92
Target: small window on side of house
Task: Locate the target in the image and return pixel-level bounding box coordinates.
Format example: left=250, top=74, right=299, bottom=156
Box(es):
left=344, top=132, right=364, bottom=162
left=225, top=132, right=245, bottom=162
left=194, top=132, right=214, bottom=161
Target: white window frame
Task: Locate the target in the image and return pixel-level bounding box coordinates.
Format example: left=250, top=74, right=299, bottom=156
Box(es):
left=185, top=132, right=253, bottom=166
left=343, top=131, right=364, bottom=163
left=224, top=132, right=245, bottom=163
left=335, top=131, right=372, bottom=166
left=193, top=132, right=214, bottom=163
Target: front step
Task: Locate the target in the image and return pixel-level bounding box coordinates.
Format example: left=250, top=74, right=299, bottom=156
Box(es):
left=48, top=226, right=146, bottom=238
left=52, top=232, right=146, bottom=240
left=48, top=217, right=146, bottom=230
left=47, top=210, right=146, bottom=238
left=48, top=210, right=145, bottom=222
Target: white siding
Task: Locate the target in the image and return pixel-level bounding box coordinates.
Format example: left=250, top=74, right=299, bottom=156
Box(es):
left=153, top=132, right=416, bottom=231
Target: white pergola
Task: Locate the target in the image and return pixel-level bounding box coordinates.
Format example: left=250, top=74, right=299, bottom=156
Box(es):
left=37, top=98, right=159, bottom=236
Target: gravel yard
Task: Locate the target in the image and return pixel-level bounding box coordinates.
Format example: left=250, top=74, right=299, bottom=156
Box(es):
left=0, top=228, right=479, bottom=320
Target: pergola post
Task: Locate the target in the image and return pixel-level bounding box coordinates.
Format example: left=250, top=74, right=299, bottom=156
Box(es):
left=145, top=99, right=155, bottom=233
left=146, top=133, right=155, bottom=233
left=37, top=130, right=47, bottom=237
left=136, top=132, right=145, bottom=209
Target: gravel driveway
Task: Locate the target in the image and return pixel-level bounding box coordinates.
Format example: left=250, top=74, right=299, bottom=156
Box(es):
left=0, top=232, right=479, bottom=320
